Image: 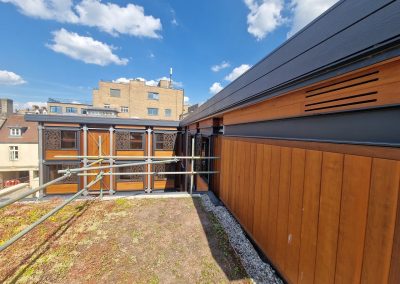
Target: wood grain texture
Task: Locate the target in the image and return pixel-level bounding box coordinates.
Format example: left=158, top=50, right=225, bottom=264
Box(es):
left=275, top=147, right=292, bottom=272
left=389, top=174, right=400, bottom=284
left=361, top=159, right=400, bottom=284
left=218, top=137, right=400, bottom=284
left=223, top=136, right=400, bottom=161
left=285, top=148, right=306, bottom=283
left=335, top=155, right=371, bottom=283
left=116, top=182, right=144, bottom=191
left=46, top=184, right=78, bottom=194
left=298, top=150, right=322, bottom=284
left=267, top=146, right=281, bottom=261
left=45, top=150, right=79, bottom=160
left=314, top=152, right=343, bottom=284
left=223, top=58, right=400, bottom=125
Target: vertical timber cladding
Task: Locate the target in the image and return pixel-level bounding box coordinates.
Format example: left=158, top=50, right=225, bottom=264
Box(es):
left=217, top=56, right=400, bottom=284
left=219, top=137, right=400, bottom=284
left=152, top=128, right=178, bottom=190
left=87, top=128, right=111, bottom=191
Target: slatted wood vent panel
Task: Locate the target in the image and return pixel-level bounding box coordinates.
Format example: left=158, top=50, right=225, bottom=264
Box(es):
left=304, top=70, right=379, bottom=112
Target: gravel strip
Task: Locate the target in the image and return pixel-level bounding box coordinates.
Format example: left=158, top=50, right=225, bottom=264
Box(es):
left=201, top=194, right=283, bottom=284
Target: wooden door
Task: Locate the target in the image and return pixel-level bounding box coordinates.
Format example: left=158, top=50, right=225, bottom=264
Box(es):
left=87, top=130, right=111, bottom=191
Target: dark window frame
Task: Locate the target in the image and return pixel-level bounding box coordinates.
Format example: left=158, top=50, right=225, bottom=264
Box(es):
left=60, top=130, right=78, bottom=149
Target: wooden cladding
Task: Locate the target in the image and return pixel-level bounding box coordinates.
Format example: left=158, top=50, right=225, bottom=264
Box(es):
left=223, top=57, right=400, bottom=125
left=219, top=137, right=400, bottom=284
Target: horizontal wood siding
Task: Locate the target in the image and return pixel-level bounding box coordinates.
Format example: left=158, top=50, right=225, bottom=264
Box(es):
left=223, top=58, right=400, bottom=126
left=219, top=137, right=400, bottom=283
left=46, top=184, right=78, bottom=194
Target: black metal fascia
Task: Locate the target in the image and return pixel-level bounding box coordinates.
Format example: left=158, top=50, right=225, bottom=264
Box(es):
left=223, top=105, right=400, bottom=148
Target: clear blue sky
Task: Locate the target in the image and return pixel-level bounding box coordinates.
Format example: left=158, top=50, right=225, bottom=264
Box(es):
left=0, top=0, right=338, bottom=109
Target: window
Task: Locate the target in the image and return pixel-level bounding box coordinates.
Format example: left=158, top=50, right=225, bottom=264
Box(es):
left=48, top=164, right=77, bottom=183
left=9, top=128, right=21, bottom=136
left=61, top=131, right=77, bottom=149
left=147, top=108, right=159, bottom=116
left=49, top=106, right=62, bottom=113
left=165, top=109, right=172, bottom=117
left=118, top=165, right=144, bottom=182
left=9, top=146, right=18, bottom=161
left=110, top=88, right=120, bottom=97
left=130, top=132, right=143, bottom=149
left=104, top=104, right=110, bottom=109
left=148, top=92, right=159, bottom=100
left=154, top=133, right=177, bottom=150
left=81, top=109, right=87, bottom=114
left=121, top=106, right=129, bottom=113
left=66, top=107, right=77, bottom=113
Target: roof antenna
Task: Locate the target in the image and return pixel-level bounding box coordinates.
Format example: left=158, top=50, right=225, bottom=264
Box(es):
left=169, top=67, right=173, bottom=88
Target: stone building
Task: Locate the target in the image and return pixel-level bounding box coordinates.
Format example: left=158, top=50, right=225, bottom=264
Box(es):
left=92, top=78, right=184, bottom=121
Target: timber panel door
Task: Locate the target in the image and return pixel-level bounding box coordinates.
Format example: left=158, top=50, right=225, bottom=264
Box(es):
left=87, top=130, right=112, bottom=191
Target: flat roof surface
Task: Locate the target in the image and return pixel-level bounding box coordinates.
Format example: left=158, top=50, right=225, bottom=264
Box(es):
left=25, top=114, right=180, bottom=127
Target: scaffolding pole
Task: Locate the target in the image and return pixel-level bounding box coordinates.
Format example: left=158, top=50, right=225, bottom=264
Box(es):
left=0, top=173, right=104, bottom=253
left=0, top=174, right=71, bottom=210
left=57, top=159, right=179, bottom=174
left=54, top=155, right=219, bottom=160
left=190, top=136, right=195, bottom=195
left=78, top=171, right=219, bottom=176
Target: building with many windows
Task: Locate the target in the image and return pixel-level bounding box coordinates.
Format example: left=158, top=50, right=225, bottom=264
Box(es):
left=0, top=114, right=39, bottom=189
left=92, top=78, right=184, bottom=120
left=47, top=98, right=92, bottom=115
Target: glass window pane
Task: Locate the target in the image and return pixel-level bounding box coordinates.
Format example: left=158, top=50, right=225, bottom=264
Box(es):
left=110, top=89, right=120, bottom=97
left=61, top=131, right=76, bottom=149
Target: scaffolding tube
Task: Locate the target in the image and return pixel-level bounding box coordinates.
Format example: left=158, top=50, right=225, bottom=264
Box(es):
left=0, top=159, right=104, bottom=210
left=0, top=183, right=29, bottom=199
left=0, top=173, right=104, bottom=253
left=78, top=171, right=220, bottom=176
left=55, top=155, right=219, bottom=160
left=57, top=159, right=179, bottom=174
left=0, top=174, right=71, bottom=210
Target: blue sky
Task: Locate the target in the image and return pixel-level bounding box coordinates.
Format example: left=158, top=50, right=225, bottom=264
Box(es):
left=0, top=0, right=338, bottom=110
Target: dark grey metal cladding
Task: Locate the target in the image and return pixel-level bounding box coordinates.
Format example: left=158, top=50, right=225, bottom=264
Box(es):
left=181, top=0, right=400, bottom=125
left=224, top=105, right=400, bottom=147
left=25, top=114, right=180, bottom=127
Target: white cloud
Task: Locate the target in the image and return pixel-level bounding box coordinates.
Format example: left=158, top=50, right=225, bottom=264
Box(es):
left=75, top=0, right=162, bottom=38
left=244, top=0, right=285, bottom=40
left=184, top=96, right=190, bottom=104
left=209, top=82, right=223, bottom=95
left=1, top=0, right=162, bottom=38
left=113, top=76, right=183, bottom=88
left=14, top=101, right=46, bottom=110
left=211, top=61, right=230, bottom=72
left=0, top=0, right=78, bottom=22
left=0, top=70, right=26, bottom=85
left=287, top=0, right=339, bottom=37
left=47, top=29, right=128, bottom=66
left=224, top=64, right=252, bottom=82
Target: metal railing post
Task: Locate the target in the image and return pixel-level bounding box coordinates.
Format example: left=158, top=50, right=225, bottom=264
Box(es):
left=190, top=136, right=195, bottom=195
